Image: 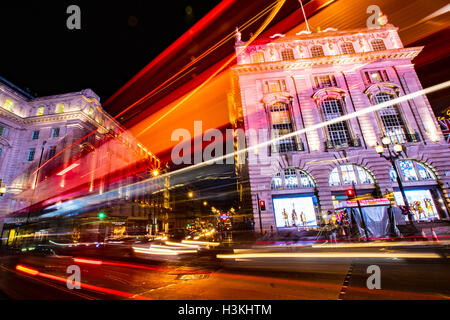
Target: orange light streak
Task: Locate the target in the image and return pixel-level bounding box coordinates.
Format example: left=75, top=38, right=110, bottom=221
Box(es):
left=31, top=1, right=281, bottom=176
left=15, top=264, right=151, bottom=299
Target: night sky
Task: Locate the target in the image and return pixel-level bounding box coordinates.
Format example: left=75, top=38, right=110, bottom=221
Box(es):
left=0, top=0, right=220, bottom=102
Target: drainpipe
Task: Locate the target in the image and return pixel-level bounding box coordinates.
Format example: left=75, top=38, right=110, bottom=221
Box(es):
left=291, top=76, right=310, bottom=153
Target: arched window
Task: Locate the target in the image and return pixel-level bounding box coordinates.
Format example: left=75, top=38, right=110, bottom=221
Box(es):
left=374, top=93, right=407, bottom=143
left=271, top=168, right=315, bottom=190
left=284, top=168, right=298, bottom=189
left=329, top=164, right=375, bottom=186
left=251, top=52, right=265, bottom=63
left=389, top=160, right=436, bottom=182
left=310, top=45, right=324, bottom=57
left=341, top=42, right=355, bottom=54
left=371, top=39, right=386, bottom=51
left=281, top=49, right=295, bottom=61
left=269, top=102, right=297, bottom=152
left=322, top=98, right=351, bottom=147
left=271, top=172, right=283, bottom=190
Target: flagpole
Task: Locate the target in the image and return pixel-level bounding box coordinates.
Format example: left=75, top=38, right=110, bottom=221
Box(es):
left=298, top=0, right=311, bottom=33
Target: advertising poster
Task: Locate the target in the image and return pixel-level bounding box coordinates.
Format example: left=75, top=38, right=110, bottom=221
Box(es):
left=273, top=196, right=317, bottom=228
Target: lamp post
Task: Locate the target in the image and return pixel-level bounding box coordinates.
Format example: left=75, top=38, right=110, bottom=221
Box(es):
left=375, top=136, right=413, bottom=223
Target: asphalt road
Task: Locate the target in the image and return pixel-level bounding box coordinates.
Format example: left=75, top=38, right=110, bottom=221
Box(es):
left=0, top=244, right=448, bottom=300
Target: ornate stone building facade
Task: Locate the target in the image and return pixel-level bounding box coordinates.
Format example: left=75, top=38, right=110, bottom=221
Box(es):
left=0, top=78, right=165, bottom=236
left=231, top=23, right=450, bottom=231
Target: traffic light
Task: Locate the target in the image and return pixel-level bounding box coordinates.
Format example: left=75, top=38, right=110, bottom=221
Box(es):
left=259, top=200, right=266, bottom=211
left=98, top=212, right=106, bottom=220
left=346, top=188, right=355, bottom=199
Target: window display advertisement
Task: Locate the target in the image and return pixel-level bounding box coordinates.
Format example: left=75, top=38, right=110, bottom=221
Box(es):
left=394, top=189, right=439, bottom=220
left=273, top=196, right=318, bottom=228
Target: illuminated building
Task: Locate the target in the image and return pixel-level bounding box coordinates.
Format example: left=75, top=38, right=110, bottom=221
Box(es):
left=231, top=20, right=450, bottom=231
left=0, top=77, right=167, bottom=242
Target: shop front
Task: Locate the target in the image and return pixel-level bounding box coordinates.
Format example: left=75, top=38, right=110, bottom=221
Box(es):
left=334, top=198, right=406, bottom=238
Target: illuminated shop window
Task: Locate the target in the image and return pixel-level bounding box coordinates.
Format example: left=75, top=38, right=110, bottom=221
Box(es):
left=37, top=106, right=45, bottom=116
left=329, top=164, right=375, bottom=186
left=56, top=103, right=64, bottom=113
left=281, top=49, right=295, bottom=61
left=251, top=52, right=265, bottom=63
left=374, top=93, right=407, bottom=144
left=390, top=160, right=436, bottom=182
left=341, top=42, right=355, bottom=54
left=271, top=168, right=315, bottom=190
left=371, top=39, right=386, bottom=51
left=310, top=45, right=324, bottom=57
left=3, top=99, right=13, bottom=112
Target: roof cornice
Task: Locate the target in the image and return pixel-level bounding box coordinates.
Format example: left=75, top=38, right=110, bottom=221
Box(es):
left=233, top=47, right=423, bottom=74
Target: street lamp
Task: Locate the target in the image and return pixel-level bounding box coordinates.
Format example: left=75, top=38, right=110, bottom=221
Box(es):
left=0, top=185, right=6, bottom=196
left=188, top=191, right=194, bottom=198
left=375, top=137, right=413, bottom=223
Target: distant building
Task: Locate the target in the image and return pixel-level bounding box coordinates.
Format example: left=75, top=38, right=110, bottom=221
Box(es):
left=231, top=21, right=450, bottom=231
left=0, top=78, right=168, bottom=244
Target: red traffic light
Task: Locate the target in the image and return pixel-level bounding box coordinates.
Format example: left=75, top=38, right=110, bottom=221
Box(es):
left=259, top=200, right=266, bottom=211
left=346, top=188, right=355, bottom=198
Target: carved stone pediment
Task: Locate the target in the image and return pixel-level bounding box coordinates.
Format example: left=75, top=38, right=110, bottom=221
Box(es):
left=312, top=87, right=347, bottom=101
left=364, top=82, right=400, bottom=98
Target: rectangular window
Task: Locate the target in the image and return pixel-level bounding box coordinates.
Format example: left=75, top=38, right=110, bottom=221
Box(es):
left=281, top=49, right=295, bottom=61
left=0, top=126, right=10, bottom=138
left=27, top=148, right=36, bottom=161
left=270, top=102, right=297, bottom=153
left=89, top=107, right=94, bottom=117
left=56, top=103, right=64, bottom=113
left=48, top=146, right=57, bottom=159
left=37, top=106, right=45, bottom=116
left=251, top=52, right=265, bottom=63
left=322, top=99, right=351, bottom=147
left=32, top=130, right=40, bottom=140
left=341, top=165, right=357, bottom=185
left=365, top=70, right=389, bottom=83
left=51, top=128, right=60, bottom=137
left=314, top=75, right=337, bottom=88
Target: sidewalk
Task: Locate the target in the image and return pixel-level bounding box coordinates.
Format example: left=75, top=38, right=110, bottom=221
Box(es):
left=255, top=220, right=450, bottom=243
